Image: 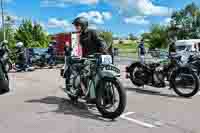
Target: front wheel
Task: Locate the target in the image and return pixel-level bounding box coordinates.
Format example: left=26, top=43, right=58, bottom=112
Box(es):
left=0, top=64, right=9, bottom=94
left=96, top=77, right=126, bottom=119
left=170, top=67, right=199, bottom=98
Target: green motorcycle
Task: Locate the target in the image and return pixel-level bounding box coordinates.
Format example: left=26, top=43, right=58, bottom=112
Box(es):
left=61, top=47, right=126, bottom=119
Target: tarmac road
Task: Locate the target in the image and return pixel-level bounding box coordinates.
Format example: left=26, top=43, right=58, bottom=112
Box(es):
left=0, top=66, right=199, bottom=133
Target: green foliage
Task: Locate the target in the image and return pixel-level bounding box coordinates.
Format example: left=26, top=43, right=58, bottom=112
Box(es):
left=99, top=31, right=113, bottom=46
left=14, top=19, right=50, bottom=48
left=142, top=24, right=168, bottom=49
left=169, top=2, right=200, bottom=39
left=128, top=33, right=138, bottom=41
left=0, top=18, right=50, bottom=60
left=140, top=2, right=200, bottom=49
left=114, top=42, right=137, bottom=49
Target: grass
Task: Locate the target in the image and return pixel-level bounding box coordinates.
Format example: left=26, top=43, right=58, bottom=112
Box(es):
left=113, top=40, right=149, bottom=57
left=114, top=41, right=137, bottom=49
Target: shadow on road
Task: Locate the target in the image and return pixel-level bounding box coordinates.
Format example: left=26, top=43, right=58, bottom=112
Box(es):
left=126, top=87, right=188, bottom=99
left=26, top=96, right=114, bottom=122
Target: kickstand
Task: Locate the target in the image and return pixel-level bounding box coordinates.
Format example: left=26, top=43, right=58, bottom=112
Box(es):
left=142, top=85, right=145, bottom=89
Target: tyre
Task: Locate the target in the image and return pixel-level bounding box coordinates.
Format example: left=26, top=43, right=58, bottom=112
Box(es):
left=0, top=64, right=9, bottom=94
left=170, top=67, right=199, bottom=98
left=64, top=78, right=78, bottom=101
left=96, top=77, right=126, bottom=119
left=129, top=63, right=146, bottom=87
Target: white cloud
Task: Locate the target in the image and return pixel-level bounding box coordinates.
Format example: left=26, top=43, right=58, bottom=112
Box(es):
left=8, top=15, right=22, bottom=22
left=77, top=11, right=112, bottom=24
left=40, top=0, right=172, bottom=17
left=88, top=24, right=98, bottom=30
left=104, top=0, right=173, bottom=17
left=163, top=17, right=172, bottom=26
left=41, top=0, right=98, bottom=7
left=47, top=18, right=71, bottom=29
left=102, top=12, right=112, bottom=20
left=124, top=16, right=150, bottom=25
left=37, top=21, right=46, bottom=29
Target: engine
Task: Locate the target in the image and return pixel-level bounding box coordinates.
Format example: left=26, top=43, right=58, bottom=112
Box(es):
left=134, top=69, right=150, bottom=84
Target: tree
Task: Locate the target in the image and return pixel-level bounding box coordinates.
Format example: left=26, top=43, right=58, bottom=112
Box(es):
left=0, top=16, right=16, bottom=48
left=99, top=31, right=113, bottom=46
left=15, top=19, right=50, bottom=48
left=169, top=2, right=200, bottom=39
left=128, top=33, right=138, bottom=41
left=145, top=24, right=168, bottom=49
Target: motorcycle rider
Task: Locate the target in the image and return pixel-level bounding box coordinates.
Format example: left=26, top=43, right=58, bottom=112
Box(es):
left=169, top=38, right=177, bottom=56
left=15, top=42, right=27, bottom=71
left=72, top=17, right=108, bottom=57
left=65, top=17, right=108, bottom=103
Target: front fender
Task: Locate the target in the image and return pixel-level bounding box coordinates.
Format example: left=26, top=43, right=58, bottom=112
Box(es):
left=100, top=71, right=120, bottom=78
left=171, top=65, right=197, bottom=78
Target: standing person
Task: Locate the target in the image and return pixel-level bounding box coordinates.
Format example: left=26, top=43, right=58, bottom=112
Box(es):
left=47, top=42, right=56, bottom=66
left=168, top=40, right=176, bottom=56
left=138, top=39, right=146, bottom=64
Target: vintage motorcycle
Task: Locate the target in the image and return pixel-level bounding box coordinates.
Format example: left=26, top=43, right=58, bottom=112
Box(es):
left=126, top=54, right=199, bottom=98
left=0, top=40, right=10, bottom=94
left=187, top=53, right=200, bottom=76
left=31, top=52, right=56, bottom=68
left=60, top=46, right=126, bottom=119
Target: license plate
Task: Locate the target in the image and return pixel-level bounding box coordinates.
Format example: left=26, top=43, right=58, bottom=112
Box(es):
left=103, top=65, right=120, bottom=73
left=100, top=55, right=112, bottom=65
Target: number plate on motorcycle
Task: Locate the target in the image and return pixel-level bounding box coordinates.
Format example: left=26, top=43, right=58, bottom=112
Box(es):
left=100, top=55, right=112, bottom=65
left=102, top=65, right=120, bottom=73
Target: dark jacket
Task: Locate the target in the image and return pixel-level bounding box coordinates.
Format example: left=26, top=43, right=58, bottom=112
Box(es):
left=138, top=43, right=145, bottom=55
left=169, top=42, right=176, bottom=55
left=80, top=29, right=107, bottom=57
left=47, top=46, right=54, bottom=55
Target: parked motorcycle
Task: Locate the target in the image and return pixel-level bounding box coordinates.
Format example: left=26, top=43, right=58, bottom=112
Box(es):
left=187, top=53, right=200, bottom=76
left=0, top=41, right=10, bottom=94
left=60, top=46, right=126, bottom=119
left=126, top=54, right=199, bottom=98
left=31, top=52, right=56, bottom=69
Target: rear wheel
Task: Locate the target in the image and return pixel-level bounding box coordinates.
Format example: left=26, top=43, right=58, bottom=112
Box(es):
left=129, top=63, right=146, bottom=86
left=170, top=67, right=199, bottom=98
left=96, top=77, right=126, bottom=119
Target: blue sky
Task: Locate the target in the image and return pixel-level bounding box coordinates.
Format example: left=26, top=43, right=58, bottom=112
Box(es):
left=3, top=0, right=200, bottom=37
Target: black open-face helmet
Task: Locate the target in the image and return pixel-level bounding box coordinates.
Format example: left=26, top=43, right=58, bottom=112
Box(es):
left=72, top=17, right=88, bottom=31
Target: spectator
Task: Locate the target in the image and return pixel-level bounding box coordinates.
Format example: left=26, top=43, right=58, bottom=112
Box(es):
left=138, top=39, right=146, bottom=63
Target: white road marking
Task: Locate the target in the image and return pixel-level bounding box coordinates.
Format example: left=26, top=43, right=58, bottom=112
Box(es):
left=198, top=92, right=200, bottom=95
left=120, top=112, right=156, bottom=128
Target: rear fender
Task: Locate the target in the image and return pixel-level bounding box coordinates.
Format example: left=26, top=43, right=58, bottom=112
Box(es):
left=126, top=62, right=143, bottom=72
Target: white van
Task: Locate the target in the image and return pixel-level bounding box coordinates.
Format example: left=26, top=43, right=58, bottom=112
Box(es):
left=175, top=39, right=200, bottom=53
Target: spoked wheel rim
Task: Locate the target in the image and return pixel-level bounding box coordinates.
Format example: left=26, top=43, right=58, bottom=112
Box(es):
left=65, top=71, right=78, bottom=96
left=99, top=81, right=120, bottom=113
left=174, top=72, right=197, bottom=95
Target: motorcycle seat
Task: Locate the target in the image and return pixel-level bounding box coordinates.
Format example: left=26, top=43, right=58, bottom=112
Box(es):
left=71, top=57, right=85, bottom=64
left=148, top=63, right=160, bottom=68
